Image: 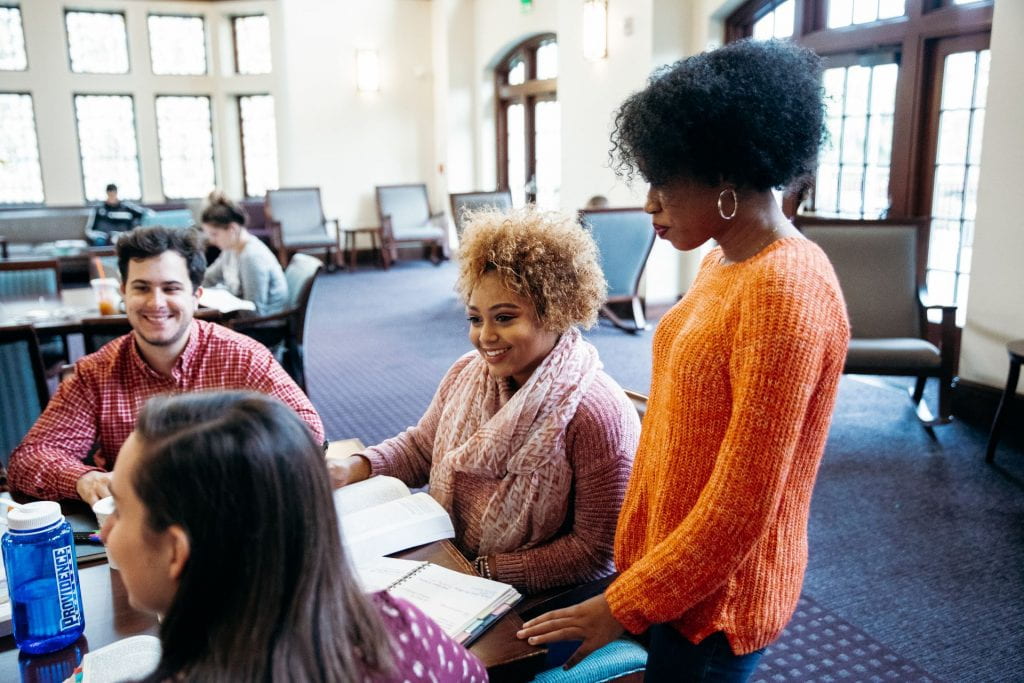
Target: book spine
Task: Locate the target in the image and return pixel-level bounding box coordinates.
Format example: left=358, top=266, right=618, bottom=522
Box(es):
left=385, top=562, right=431, bottom=591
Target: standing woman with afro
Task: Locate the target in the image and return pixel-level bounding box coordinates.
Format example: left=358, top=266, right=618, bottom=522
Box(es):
left=519, top=40, right=851, bottom=681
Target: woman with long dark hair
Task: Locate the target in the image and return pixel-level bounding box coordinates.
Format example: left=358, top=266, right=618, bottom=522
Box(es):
left=100, top=391, right=487, bottom=682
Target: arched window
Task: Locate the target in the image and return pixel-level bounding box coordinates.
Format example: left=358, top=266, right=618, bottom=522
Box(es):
left=495, top=34, right=558, bottom=208
left=727, top=0, right=993, bottom=324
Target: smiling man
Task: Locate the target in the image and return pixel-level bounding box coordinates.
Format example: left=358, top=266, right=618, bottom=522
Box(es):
left=8, top=226, right=325, bottom=504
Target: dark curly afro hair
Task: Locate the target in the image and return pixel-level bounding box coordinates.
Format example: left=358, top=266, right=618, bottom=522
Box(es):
left=611, top=39, right=826, bottom=191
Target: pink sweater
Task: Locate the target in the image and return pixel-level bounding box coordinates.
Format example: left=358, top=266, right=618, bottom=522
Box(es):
left=362, top=360, right=639, bottom=593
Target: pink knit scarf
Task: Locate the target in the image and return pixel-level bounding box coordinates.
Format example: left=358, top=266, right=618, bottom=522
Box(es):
left=429, top=327, right=601, bottom=555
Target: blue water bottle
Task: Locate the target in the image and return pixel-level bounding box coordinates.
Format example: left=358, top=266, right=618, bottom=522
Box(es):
left=2, top=501, right=86, bottom=654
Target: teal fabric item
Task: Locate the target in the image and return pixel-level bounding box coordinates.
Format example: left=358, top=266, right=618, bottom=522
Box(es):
left=531, top=639, right=647, bottom=683
left=141, top=209, right=194, bottom=228
left=0, top=339, right=45, bottom=467
left=0, top=268, right=59, bottom=299
left=581, top=210, right=655, bottom=299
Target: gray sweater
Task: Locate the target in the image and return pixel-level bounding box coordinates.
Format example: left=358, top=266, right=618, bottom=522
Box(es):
left=203, top=237, right=288, bottom=316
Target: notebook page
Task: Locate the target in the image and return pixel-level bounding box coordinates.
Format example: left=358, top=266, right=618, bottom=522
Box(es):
left=352, top=556, right=426, bottom=593
left=80, top=634, right=162, bottom=682
left=387, top=563, right=518, bottom=637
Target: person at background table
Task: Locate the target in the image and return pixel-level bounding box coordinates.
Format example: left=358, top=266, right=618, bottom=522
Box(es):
left=100, top=391, right=486, bottom=682
left=518, top=39, right=851, bottom=680
left=7, top=225, right=324, bottom=505
left=329, top=206, right=640, bottom=594
left=85, top=182, right=150, bottom=247
left=200, top=190, right=287, bottom=316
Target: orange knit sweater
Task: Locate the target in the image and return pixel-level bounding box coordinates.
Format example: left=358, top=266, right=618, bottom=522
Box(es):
left=606, top=237, right=850, bottom=655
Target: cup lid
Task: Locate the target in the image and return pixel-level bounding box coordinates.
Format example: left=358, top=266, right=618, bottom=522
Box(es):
left=7, top=501, right=63, bottom=531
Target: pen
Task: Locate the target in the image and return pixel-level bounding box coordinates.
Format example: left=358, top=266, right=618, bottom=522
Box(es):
left=73, top=531, right=103, bottom=545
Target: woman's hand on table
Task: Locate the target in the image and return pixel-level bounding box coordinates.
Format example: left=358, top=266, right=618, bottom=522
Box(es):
left=516, top=593, right=625, bottom=669
left=325, top=455, right=371, bottom=489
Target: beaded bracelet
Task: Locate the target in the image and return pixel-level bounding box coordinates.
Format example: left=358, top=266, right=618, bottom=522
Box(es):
left=474, top=556, right=492, bottom=580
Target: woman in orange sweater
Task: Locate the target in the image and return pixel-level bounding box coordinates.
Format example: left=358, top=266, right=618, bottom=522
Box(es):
left=519, top=40, right=850, bottom=681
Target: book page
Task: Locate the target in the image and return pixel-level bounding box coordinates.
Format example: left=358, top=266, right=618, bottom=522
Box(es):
left=80, top=634, right=162, bottom=682
left=333, top=476, right=411, bottom=517
left=388, top=563, right=519, bottom=638
left=352, top=556, right=426, bottom=593
left=340, top=493, right=454, bottom=563
left=198, top=287, right=256, bottom=313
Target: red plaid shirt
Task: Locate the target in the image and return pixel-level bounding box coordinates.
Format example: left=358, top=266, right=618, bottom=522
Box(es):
left=8, top=320, right=325, bottom=500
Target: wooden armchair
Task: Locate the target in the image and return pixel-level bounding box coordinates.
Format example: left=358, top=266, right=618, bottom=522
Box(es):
left=375, top=184, right=447, bottom=267
left=265, top=188, right=341, bottom=271
left=580, top=209, right=656, bottom=333
left=797, top=216, right=956, bottom=426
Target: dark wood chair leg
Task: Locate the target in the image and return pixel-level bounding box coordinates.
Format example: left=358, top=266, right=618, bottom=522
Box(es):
left=986, top=357, right=1021, bottom=463
left=911, top=376, right=927, bottom=404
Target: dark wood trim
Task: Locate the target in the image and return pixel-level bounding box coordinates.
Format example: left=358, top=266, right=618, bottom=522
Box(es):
left=913, top=31, right=990, bottom=218
left=952, top=377, right=1024, bottom=444
left=494, top=33, right=557, bottom=201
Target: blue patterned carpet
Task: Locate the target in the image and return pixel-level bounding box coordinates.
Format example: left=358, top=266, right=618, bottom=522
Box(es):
left=305, top=261, right=1024, bottom=682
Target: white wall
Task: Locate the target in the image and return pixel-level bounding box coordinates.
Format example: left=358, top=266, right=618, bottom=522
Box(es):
left=274, top=0, right=435, bottom=226
left=958, top=0, right=1024, bottom=392
left=2, top=0, right=277, bottom=205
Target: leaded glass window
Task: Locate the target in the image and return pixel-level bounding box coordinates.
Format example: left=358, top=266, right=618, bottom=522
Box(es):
left=155, top=96, right=215, bottom=199
left=233, top=15, right=272, bottom=75
left=0, top=93, right=44, bottom=203
left=148, top=15, right=207, bottom=76
left=0, top=6, right=28, bottom=71
left=927, top=49, right=989, bottom=324
left=66, top=11, right=129, bottom=74
left=238, top=95, right=279, bottom=198
left=814, top=60, right=898, bottom=218
left=752, top=0, right=795, bottom=40
left=74, top=95, right=142, bottom=201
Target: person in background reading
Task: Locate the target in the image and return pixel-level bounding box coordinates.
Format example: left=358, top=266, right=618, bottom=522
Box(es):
left=85, top=183, right=150, bottom=246
left=584, top=195, right=610, bottom=210
left=518, top=39, right=851, bottom=681
left=7, top=226, right=324, bottom=505
left=329, top=206, right=640, bottom=594
left=100, top=391, right=487, bottom=682
left=200, top=190, right=288, bottom=316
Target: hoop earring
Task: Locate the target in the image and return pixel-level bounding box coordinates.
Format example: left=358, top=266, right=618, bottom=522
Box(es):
left=717, top=188, right=738, bottom=221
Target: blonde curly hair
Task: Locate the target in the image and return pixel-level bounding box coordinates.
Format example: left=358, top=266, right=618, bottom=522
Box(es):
left=456, top=206, right=607, bottom=332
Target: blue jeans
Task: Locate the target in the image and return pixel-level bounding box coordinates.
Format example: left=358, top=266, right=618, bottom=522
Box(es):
left=644, top=626, right=764, bottom=682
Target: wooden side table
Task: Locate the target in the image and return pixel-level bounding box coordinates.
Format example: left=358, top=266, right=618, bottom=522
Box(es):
left=985, top=339, right=1024, bottom=463
left=342, top=227, right=385, bottom=271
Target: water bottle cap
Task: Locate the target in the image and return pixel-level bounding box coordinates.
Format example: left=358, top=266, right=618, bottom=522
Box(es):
left=7, top=501, right=63, bottom=531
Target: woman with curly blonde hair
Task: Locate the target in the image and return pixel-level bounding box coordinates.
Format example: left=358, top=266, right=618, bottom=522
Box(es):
left=329, top=206, right=640, bottom=594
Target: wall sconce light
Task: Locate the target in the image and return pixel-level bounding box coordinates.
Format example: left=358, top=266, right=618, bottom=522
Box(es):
left=356, top=48, right=380, bottom=93
left=583, top=0, right=608, bottom=61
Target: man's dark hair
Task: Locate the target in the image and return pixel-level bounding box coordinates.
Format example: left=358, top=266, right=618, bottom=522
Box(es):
left=116, top=226, right=206, bottom=289
left=611, top=39, right=826, bottom=191
left=105, top=183, right=118, bottom=193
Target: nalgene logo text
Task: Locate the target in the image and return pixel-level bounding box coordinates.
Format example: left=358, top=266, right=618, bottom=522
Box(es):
left=52, top=546, right=82, bottom=630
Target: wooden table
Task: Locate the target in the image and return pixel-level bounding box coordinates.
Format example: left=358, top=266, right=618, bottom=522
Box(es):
left=0, top=532, right=544, bottom=682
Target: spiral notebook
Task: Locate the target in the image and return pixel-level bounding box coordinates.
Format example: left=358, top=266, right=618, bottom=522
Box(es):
left=354, top=556, right=521, bottom=645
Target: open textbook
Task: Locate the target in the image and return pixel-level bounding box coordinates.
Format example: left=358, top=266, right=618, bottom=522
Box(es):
left=197, top=286, right=256, bottom=313
left=334, top=476, right=455, bottom=563
left=355, top=556, right=521, bottom=646
left=72, top=634, right=161, bottom=682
